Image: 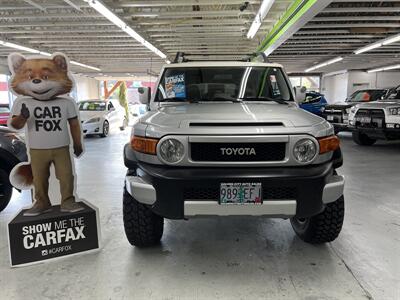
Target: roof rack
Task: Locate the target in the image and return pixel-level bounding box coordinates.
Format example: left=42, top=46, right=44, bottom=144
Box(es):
left=172, top=52, right=271, bottom=63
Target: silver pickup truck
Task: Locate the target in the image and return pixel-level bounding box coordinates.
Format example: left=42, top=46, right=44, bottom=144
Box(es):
left=123, top=59, right=345, bottom=247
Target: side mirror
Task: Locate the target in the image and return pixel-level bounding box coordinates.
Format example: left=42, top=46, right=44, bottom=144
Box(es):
left=294, top=86, right=307, bottom=104
left=138, top=87, right=151, bottom=105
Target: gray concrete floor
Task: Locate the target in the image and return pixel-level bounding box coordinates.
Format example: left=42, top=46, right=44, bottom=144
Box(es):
left=0, top=130, right=399, bottom=300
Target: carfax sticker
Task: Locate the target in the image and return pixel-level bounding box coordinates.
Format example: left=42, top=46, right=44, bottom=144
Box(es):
left=165, top=74, right=186, bottom=98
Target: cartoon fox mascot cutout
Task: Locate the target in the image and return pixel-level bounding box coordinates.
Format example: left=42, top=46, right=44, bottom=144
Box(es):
left=7, top=52, right=84, bottom=216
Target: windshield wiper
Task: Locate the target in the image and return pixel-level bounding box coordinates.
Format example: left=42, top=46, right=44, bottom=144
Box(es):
left=239, top=96, right=288, bottom=105
left=202, top=96, right=242, bottom=103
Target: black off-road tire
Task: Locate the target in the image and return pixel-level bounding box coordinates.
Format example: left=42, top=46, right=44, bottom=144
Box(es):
left=100, top=120, right=109, bottom=138
left=290, top=195, right=345, bottom=244
left=352, top=131, right=376, bottom=146
left=0, top=168, right=13, bottom=213
left=123, top=188, right=163, bottom=247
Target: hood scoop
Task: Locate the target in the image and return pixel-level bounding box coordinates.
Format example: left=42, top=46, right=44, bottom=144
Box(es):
left=189, top=122, right=284, bottom=127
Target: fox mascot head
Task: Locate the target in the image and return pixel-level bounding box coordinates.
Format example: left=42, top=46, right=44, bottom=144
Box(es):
left=8, top=52, right=74, bottom=189
left=8, top=52, right=73, bottom=100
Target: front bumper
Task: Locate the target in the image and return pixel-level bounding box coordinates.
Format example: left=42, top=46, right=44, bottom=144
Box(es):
left=125, top=159, right=344, bottom=219
left=349, top=126, right=400, bottom=140
left=82, top=122, right=101, bottom=135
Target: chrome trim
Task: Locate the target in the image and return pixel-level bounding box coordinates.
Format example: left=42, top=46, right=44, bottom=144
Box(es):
left=151, top=134, right=327, bottom=167
left=322, top=175, right=345, bottom=204
left=126, top=176, right=156, bottom=205
left=184, top=200, right=297, bottom=217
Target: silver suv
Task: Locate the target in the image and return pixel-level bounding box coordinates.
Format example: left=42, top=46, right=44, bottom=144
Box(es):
left=123, top=59, right=345, bottom=247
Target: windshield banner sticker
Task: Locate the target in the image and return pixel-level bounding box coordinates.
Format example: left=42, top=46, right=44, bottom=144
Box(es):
left=165, top=74, right=186, bottom=98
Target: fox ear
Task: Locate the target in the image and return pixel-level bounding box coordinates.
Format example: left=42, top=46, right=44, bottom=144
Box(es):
left=8, top=53, right=26, bottom=74
left=53, top=54, right=68, bottom=72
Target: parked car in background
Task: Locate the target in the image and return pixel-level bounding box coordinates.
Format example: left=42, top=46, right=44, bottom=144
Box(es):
left=0, top=126, right=27, bottom=212
left=349, top=85, right=400, bottom=145
left=78, top=99, right=125, bottom=138
left=322, top=89, right=389, bottom=133
left=299, top=91, right=328, bottom=116
left=0, top=104, right=10, bottom=126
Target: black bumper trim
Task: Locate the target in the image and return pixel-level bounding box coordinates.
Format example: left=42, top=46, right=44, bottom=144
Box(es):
left=129, top=161, right=337, bottom=220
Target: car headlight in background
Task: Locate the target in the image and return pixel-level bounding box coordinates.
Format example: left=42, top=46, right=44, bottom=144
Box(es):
left=350, top=106, right=357, bottom=114
left=389, top=107, right=400, bottom=115
left=86, top=117, right=101, bottom=123
left=345, top=108, right=351, bottom=114
left=293, top=139, right=317, bottom=163
left=159, top=138, right=185, bottom=163
left=4, top=133, right=25, bottom=155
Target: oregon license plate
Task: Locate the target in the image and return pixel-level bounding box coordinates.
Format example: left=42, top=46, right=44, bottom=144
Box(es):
left=220, top=183, right=262, bottom=205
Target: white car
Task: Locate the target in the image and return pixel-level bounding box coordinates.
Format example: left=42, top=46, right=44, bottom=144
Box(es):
left=78, top=99, right=125, bottom=137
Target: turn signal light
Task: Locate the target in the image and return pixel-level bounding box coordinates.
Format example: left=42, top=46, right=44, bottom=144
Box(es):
left=131, top=135, right=159, bottom=155
left=318, top=135, right=340, bottom=154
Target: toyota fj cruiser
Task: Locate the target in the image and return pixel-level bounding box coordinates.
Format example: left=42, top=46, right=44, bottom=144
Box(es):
left=349, top=85, right=400, bottom=145
left=123, top=54, right=345, bottom=247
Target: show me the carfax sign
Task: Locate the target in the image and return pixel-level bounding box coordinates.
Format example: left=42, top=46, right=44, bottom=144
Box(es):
left=8, top=201, right=100, bottom=267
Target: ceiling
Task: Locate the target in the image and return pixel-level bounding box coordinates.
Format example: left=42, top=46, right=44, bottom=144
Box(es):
left=0, top=0, right=399, bottom=76
left=0, top=0, right=294, bottom=76
left=271, top=0, right=400, bottom=73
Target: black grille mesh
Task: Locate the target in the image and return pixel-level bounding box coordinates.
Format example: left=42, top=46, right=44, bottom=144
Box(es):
left=183, top=186, right=297, bottom=200
left=190, top=142, right=286, bottom=162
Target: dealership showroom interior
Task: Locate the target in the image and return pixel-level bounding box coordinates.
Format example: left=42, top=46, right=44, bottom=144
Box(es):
left=0, top=0, right=400, bottom=299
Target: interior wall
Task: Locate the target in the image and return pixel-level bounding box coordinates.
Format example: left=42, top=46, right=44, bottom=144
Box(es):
left=321, top=71, right=400, bottom=103
left=321, top=72, right=348, bottom=103
left=72, top=75, right=100, bottom=100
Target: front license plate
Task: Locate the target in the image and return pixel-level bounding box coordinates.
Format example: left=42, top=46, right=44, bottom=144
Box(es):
left=220, top=183, right=262, bottom=205
left=327, top=115, right=334, bottom=121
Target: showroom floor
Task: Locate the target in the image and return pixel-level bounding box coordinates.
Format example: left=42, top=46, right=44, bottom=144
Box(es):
left=0, top=130, right=399, bottom=300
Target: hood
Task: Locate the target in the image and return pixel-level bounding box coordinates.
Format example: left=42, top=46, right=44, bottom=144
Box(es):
left=142, top=102, right=323, bottom=128
left=79, top=110, right=106, bottom=122
left=356, top=100, right=400, bottom=110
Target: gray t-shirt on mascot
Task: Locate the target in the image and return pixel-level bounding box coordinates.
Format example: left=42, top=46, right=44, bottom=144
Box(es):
left=11, top=96, right=78, bottom=149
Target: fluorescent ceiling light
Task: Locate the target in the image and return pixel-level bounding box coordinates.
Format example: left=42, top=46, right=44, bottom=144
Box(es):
left=247, top=0, right=275, bottom=39
left=0, top=39, right=100, bottom=71
left=84, top=0, right=167, bottom=59
left=367, top=64, right=400, bottom=73
left=354, top=43, right=382, bottom=55
left=382, top=33, right=400, bottom=45
left=355, top=32, right=400, bottom=55
left=70, top=61, right=101, bottom=71
left=305, top=57, right=343, bottom=73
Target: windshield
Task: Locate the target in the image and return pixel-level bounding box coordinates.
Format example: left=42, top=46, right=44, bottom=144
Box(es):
left=78, top=101, right=106, bottom=111
left=155, top=67, right=292, bottom=102
left=0, top=106, right=10, bottom=114
left=347, top=90, right=386, bottom=102
left=384, top=87, right=400, bottom=101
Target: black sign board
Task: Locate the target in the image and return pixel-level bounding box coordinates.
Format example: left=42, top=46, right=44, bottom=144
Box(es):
left=8, top=201, right=100, bottom=267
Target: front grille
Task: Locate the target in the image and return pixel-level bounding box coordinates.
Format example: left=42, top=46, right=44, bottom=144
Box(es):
left=190, top=142, right=286, bottom=162
left=183, top=186, right=297, bottom=200
left=355, top=109, right=385, bottom=128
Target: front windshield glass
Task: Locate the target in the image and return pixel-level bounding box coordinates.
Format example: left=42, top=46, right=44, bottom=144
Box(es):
left=78, top=101, right=106, bottom=111
left=347, top=90, right=386, bottom=102
left=384, top=87, right=400, bottom=101
left=155, top=67, right=292, bottom=102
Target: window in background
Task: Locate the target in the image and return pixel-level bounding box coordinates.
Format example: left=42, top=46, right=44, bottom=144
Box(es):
left=289, top=76, right=320, bottom=92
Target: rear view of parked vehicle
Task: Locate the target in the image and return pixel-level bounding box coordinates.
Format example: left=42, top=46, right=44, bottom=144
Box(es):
left=0, top=104, right=10, bottom=126
left=299, top=91, right=328, bottom=116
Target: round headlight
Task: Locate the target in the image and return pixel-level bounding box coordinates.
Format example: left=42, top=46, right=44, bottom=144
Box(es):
left=293, top=139, right=317, bottom=163
left=159, top=139, right=184, bottom=163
